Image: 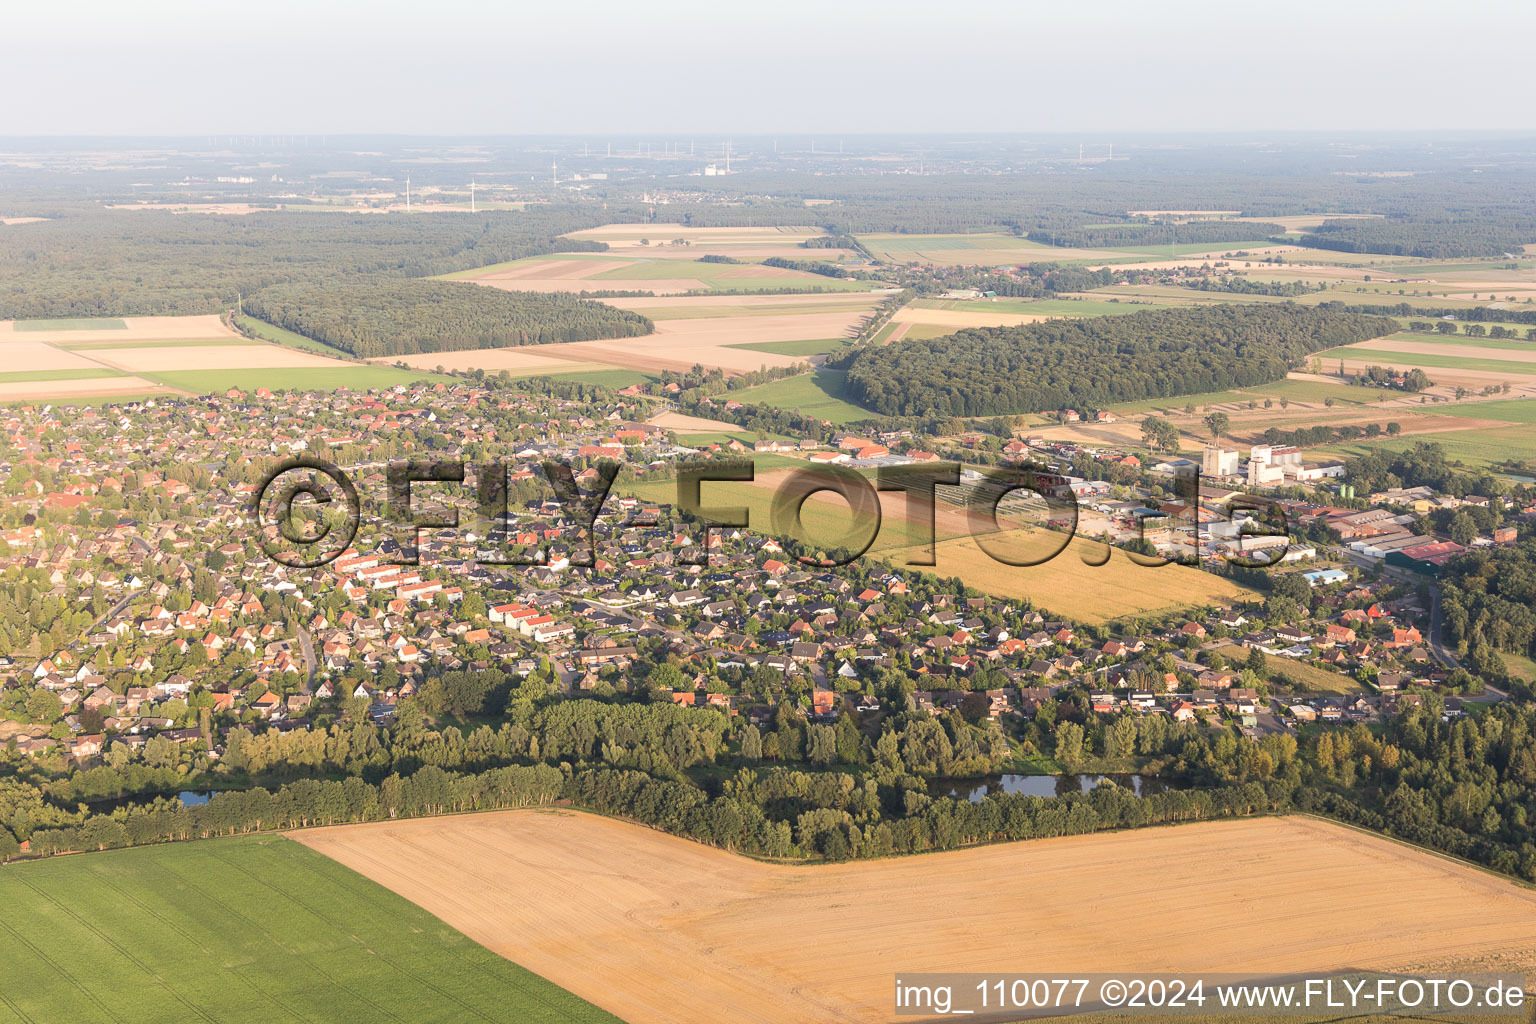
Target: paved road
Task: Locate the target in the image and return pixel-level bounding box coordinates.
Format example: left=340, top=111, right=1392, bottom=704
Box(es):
left=295, top=625, right=318, bottom=691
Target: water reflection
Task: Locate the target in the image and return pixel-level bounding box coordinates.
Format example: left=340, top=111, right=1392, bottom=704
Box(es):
left=930, top=773, right=1182, bottom=802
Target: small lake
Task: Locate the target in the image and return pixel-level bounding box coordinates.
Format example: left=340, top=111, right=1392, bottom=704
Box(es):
left=930, top=773, right=1184, bottom=803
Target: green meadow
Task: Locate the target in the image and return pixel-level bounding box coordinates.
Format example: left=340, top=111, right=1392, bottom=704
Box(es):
left=235, top=314, right=355, bottom=358
left=730, top=370, right=876, bottom=424
left=728, top=337, right=851, bottom=357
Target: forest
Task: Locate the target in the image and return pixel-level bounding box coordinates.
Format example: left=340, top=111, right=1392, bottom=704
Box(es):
left=1299, top=216, right=1536, bottom=258
left=1439, top=539, right=1536, bottom=666
left=1024, top=220, right=1285, bottom=248
left=843, top=304, right=1397, bottom=418
left=243, top=279, right=653, bottom=358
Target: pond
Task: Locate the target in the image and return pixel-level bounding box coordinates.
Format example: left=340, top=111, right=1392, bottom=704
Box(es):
left=177, top=791, right=211, bottom=806
left=929, top=773, right=1186, bottom=803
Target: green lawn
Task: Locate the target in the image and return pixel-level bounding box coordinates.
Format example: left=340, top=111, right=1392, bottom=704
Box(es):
left=144, top=366, right=453, bottom=394
left=1316, top=426, right=1536, bottom=470
left=0, top=834, right=619, bottom=1024
left=235, top=315, right=355, bottom=358
left=727, top=337, right=851, bottom=357
left=12, top=318, right=127, bottom=331
left=0, top=368, right=127, bottom=383
left=1430, top=398, right=1536, bottom=423
left=1500, top=651, right=1536, bottom=683
left=730, top=370, right=875, bottom=424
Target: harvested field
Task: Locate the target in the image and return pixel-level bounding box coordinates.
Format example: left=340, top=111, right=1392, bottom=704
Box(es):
left=0, top=340, right=111, bottom=373
left=98, top=344, right=342, bottom=373
left=647, top=410, right=753, bottom=433
left=293, top=811, right=1536, bottom=1024
left=561, top=224, right=843, bottom=263
left=1349, top=337, right=1536, bottom=363
left=0, top=375, right=165, bottom=401
left=1325, top=354, right=1536, bottom=389
left=606, top=292, right=885, bottom=313
left=898, top=532, right=1251, bottom=624
left=890, top=306, right=1054, bottom=329
left=377, top=347, right=612, bottom=375
left=528, top=308, right=870, bottom=376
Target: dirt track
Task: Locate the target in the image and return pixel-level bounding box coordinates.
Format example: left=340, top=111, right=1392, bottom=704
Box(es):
left=293, top=811, right=1536, bottom=1024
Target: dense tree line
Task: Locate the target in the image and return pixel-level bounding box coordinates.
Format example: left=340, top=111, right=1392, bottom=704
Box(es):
left=0, top=208, right=627, bottom=318
left=1440, top=539, right=1536, bottom=663
left=1343, top=441, right=1513, bottom=501
left=244, top=279, right=652, bottom=358
left=1025, top=220, right=1285, bottom=248
left=761, top=256, right=853, bottom=278
left=1299, top=217, right=1536, bottom=259
left=1179, top=276, right=1326, bottom=297
left=844, top=304, right=1396, bottom=417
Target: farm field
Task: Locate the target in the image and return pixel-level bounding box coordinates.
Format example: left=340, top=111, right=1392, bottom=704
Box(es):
left=144, top=366, right=453, bottom=395
left=0, top=833, right=619, bottom=1024
left=448, top=251, right=876, bottom=296
left=729, top=369, right=874, bottom=423
left=395, top=291, right=878, bottom=378
left=1317, top=426, right=1536, bottom=471
left=915, top=297, right=1151, bottom=318
left=378, top=346, right=620, bottom=375
left=294, top=810, right=1536, bottom=1024
left=0, top=314, right=449, bottom=401
left=13, top=317, right=126, bottom=331
left=727, top=336, right=850, bottom=356
left=899, top=532, right=1252, bottom=624
left=852, top=232, right=1218, bottom=266
left=560, top=223, right=860, bottom=264
left=1431, top=397, right=1536, bottom=423
left=1317, top=344, right=1536, bottom=377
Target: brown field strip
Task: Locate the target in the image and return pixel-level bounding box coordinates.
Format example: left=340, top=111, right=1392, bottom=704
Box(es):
left=293, top=812, right=1536, bottom=1024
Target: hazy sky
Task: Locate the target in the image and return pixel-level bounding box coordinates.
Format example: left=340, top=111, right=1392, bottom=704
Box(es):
left=4, top=0, right=1533, bottom=135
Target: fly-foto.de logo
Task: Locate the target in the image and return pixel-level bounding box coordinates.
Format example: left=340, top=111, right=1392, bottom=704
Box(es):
left=251, top=456, right=1292, bottom=572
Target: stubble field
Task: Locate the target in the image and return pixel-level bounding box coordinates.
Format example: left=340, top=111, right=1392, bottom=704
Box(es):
left=293, top=811, right=1536, bottom=1024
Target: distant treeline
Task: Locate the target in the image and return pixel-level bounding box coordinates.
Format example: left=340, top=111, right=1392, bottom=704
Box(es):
left=844, top=304, right=1396, bottom=418
left=1179, top=277, right=1327, bottom=297
left=1026, top=221, right=1285, bottom=249
left=0, top=208, right=629, bottom=319
left=1299, top=217, right=1536, bottom=259
left=245, top=279, right=653, bottom=359
left=1326, top=302, right=1536, bottom=326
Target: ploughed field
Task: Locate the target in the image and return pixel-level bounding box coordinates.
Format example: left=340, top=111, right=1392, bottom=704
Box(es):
left=293, top=811, right=1536, bottom=1024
